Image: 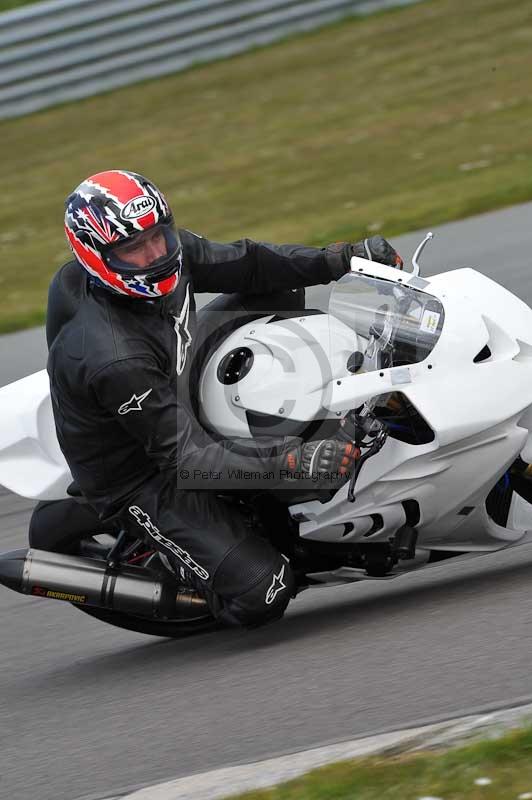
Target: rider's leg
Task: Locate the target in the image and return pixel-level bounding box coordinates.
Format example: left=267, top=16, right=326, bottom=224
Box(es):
left=29, top=499, right=103, bottom=553
left=122, top=473, right=296, bottom=629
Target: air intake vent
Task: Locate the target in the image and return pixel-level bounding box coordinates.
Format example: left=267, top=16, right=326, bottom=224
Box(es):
left=473, top=345, right=491, bottom=363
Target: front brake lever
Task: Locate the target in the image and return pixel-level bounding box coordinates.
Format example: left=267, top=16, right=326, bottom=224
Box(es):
left=347, top=428, right=388, bottom=503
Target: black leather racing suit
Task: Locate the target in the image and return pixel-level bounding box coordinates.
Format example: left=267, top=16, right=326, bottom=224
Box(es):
left=45, top=230, right=348, bottom=627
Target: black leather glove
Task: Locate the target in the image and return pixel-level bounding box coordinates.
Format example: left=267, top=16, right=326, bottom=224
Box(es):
left=335, top=412, right=359, bottom=445
left=283, top=439, right=360, bottom=490
left=352, top=236, right=403, bottom=268
left=326, top=235, right=403, bottom=278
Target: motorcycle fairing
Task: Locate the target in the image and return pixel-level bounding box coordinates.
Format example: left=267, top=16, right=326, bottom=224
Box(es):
left=325, top=262, right=532, bottom=447
left=292, top=260, right=532, bottom=549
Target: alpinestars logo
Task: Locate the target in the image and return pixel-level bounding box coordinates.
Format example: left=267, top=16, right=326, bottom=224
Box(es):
left=128, top=505, right=209, bottom=581
left=174, top=284, right=192, bottom=376
left=118, top=388, right=152, bottom=415
left=265, top=564, right=286, bottom=605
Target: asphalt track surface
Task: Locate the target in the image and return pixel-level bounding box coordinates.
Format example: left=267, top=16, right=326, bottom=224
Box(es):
left=2, top=203, right=532, bottom=800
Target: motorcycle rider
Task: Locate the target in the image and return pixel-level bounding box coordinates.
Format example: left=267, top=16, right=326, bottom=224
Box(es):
left=44, top=169, right=402, bottom=629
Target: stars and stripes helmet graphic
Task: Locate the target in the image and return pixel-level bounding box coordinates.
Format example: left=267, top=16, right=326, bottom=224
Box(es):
left=64, top=170, right=183, bottom=299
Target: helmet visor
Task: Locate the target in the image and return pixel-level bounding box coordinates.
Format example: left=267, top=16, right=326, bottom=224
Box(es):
left=104, top=222, right=182, bottom=283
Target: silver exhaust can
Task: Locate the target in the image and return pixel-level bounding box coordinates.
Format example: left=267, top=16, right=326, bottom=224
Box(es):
left=0, top=548, right=207, bottom=619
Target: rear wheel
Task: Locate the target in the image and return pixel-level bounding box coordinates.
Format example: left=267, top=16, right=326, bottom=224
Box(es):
left=72, top=603, right=218, bottom=638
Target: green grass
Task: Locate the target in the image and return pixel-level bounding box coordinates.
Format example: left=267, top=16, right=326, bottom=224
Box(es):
left=2, top=0, right=532, bottom=333
left=0, top=0, right=39, bottom=11
left=225, top=723, right=532, bottom=799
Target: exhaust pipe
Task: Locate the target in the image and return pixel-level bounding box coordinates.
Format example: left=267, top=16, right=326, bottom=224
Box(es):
left=0, top=548, right=208, bottom=619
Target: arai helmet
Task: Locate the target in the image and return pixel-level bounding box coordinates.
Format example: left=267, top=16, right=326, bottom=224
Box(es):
left=64, top=170, right=182, bottom=299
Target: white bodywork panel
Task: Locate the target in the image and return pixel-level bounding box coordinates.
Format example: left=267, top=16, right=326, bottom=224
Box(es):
left=0, top=370, right=71, bottom=500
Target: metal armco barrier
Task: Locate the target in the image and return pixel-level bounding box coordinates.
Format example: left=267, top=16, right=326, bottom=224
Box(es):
left=0, top=0, right=423, bottom=120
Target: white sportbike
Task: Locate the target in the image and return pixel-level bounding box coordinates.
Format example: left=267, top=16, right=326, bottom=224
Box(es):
left=1, top=235, right=532, bottom=637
